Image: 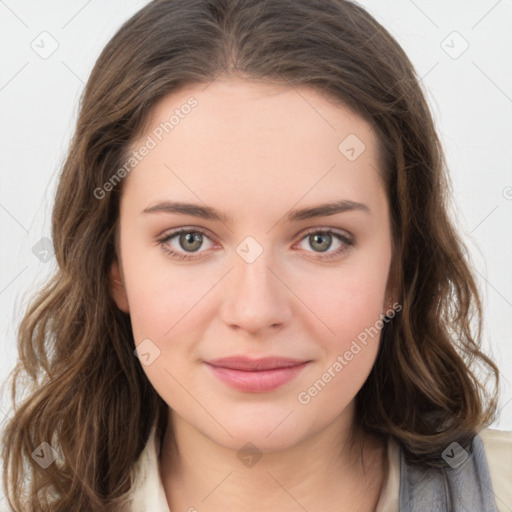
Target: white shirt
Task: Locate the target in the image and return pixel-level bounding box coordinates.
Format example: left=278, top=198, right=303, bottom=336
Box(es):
left=127, top=425, right=512, bottom=511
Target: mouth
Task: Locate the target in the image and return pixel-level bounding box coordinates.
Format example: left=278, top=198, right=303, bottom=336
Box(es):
left=205, top=356, right=309, bottom=371
left=204, top=356, right=311, bottom=393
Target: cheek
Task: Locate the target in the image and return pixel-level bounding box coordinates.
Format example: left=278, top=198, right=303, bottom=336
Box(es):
left=296, top=337, right=379, bottom=425
left=122, top=242, right=215, bottom=343
left=294, top=264, right=388, bottom=412
left=123, top=250, right=219, bottom=397
left=124, top=260, right=212, bottom=407
left=290, top=255, right=390, bottom=348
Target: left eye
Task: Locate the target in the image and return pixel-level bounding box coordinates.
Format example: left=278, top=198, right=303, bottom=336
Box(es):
left=294, top=229, right=354, bottom=259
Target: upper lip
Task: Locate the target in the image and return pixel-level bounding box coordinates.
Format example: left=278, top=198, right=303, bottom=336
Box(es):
left=205, top=356, right=309, bottom=371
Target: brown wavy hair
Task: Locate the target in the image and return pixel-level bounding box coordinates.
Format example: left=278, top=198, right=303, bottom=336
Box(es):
left=1, top=0, right=500, bottom=510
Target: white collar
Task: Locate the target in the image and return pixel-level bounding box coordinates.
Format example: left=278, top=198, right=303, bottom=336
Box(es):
left=129, top=423, right=170, bottom=512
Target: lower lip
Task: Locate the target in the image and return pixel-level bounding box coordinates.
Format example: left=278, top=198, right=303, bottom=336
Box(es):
left=205, top=362, right=309, bottom=393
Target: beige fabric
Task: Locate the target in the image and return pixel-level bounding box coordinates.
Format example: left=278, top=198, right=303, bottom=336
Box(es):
left=127, top=426, right=512, bottom=512
left=479, top=428, right=512, bottom=512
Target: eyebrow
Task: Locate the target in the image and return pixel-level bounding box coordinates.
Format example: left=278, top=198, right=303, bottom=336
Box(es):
left=142, top=199, right=370, bottom=223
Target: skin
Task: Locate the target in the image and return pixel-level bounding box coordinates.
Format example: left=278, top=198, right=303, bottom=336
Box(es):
left=110, top=78, right=395, bottom=511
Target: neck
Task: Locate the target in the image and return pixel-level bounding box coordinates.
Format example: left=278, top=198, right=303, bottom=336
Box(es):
left=158, top=405, right=387, bottom=512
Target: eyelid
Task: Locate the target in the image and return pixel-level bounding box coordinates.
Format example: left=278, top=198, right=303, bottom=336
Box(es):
left=298, top=226, right=353, bottom=243
left=157, top=225, right=216, bottom=239
left=156, top=226, right=218, bottom=250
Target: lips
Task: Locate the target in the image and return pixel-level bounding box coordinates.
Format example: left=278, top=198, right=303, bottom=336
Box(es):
left=205, top=356, right=309, bottom=371
left=204, top=356, right=310, bottom=393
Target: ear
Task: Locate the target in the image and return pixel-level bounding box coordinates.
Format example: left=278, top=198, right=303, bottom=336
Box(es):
left=109, top=259, right=130, bottom=313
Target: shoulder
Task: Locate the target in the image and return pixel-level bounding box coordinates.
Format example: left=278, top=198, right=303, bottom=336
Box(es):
left=478, top=427, right=512, bottom=512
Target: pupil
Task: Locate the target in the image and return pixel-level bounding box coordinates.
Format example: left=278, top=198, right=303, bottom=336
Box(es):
left=181, top=232, right=202, bottom=252
left=312, top=233, right=331, bottom=252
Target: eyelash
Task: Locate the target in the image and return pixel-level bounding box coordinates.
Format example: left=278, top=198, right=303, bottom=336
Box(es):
left=156, top=227, right=354, bottom=261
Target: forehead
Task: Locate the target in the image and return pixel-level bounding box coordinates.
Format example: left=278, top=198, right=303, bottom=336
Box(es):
left=122, top=78, right=385, bottom=218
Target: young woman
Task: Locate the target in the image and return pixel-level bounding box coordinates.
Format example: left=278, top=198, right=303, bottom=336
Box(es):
left=2, top=1, right=511, bottom=511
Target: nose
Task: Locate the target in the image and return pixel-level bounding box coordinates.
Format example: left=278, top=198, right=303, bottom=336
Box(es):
left=219, top=246, right=293, bottom=335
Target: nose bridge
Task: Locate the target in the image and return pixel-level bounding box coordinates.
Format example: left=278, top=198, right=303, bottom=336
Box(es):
left=236, top=247, right=274, bottom=293
left=221, top=235, right=290, bottom=331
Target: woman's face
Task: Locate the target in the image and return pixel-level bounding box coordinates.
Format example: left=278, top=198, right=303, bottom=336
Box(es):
left=111, top=78, right=394, bottom=452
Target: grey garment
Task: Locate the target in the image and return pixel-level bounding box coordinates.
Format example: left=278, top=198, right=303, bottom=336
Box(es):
left=399, top=434, right=499, bottom=511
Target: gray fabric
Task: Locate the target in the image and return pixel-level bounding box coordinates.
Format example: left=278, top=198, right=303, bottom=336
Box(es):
left=399, top=434, right=499, bottom=511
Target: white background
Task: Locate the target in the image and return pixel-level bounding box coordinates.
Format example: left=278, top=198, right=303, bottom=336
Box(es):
left=1, top=1, right=511, bottom=500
